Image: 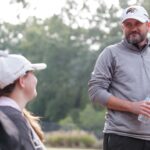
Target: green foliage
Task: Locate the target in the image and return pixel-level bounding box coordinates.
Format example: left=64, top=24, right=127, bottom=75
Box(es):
left=79, top=105, right=106, bottom=130
left=6, top=16, right=93, bottom=122
left=2, top=0, right=146, bottom=127
left=59, top=116, right=79, bottom=130
left=59, top=104, right=106, bottom=134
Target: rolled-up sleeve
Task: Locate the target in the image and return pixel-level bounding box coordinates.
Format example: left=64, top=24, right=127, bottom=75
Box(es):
left=88, top=47, right=115, bottom=106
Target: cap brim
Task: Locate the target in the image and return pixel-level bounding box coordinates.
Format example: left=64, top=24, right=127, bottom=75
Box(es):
left=122, top=16, right=147, bottom=23
left=31, top=63, right=47, bottom=70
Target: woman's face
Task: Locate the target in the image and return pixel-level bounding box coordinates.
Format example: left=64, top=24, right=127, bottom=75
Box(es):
left=22, top=71, right=38, bottom=101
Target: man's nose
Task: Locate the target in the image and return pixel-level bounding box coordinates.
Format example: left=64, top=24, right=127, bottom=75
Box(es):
left=130, top=25, right=138, bottom=31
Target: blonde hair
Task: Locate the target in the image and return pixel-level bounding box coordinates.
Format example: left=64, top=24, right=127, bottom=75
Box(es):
left=23, top=109, right=44, bottom=141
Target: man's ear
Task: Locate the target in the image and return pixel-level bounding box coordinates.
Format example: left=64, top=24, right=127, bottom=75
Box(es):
left=17, top=77, right=25, bottom=88
left=120, top=23, right=125, bottom=35
left=120, top=23, right=124, bottom=31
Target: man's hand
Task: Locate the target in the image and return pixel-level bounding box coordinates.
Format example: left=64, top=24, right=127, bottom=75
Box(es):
left=131, top=101, right=150, bottom=117
left=106, top=96, right=150, bottom=118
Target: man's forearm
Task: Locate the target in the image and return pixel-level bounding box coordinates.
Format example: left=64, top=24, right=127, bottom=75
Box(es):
left=106, top=96, right=133, bottom=113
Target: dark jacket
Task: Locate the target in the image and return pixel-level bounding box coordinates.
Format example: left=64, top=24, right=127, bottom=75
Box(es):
left=0, top=106, right=38, bottom=150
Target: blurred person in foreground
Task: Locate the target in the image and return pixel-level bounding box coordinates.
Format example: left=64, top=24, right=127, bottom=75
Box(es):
left=88, top=5, right=150, bottom=150
left=0, top=50, right=47, bottom=150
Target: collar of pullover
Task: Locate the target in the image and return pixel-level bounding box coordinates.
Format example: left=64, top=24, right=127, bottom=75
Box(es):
left=122, top=38, right=150, bottom=52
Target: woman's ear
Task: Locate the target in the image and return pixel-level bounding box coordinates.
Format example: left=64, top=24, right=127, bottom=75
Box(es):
left=17, top=77, right=25, bottom=88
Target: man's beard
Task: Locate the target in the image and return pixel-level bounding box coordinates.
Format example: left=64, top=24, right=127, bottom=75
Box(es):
left=126, top=31, right=146, bottom=45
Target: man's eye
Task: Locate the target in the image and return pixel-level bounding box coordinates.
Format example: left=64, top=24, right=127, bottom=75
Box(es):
left=136, top=22, right=142, bottom=26
left=124, top=23, right=132, bottom=28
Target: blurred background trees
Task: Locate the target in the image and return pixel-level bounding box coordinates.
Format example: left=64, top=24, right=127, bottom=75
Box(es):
left=1, top=0, right=149, bottom=135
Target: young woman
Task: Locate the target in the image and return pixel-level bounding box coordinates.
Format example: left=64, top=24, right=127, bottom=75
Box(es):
left=0, top=51, right=47, bottom=150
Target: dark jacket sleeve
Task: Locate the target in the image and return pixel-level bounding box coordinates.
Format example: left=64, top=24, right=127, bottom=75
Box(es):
left=0, top=110, right=20, bottom=150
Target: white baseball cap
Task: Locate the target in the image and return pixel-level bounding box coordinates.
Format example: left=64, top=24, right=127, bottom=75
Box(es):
left=121, top=5, right=149, bottom=23
left=0, top=51, right=47, bottom=89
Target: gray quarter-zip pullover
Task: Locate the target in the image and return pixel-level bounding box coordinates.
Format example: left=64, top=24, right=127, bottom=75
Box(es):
left=88, top=39, right=150, bottom=140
